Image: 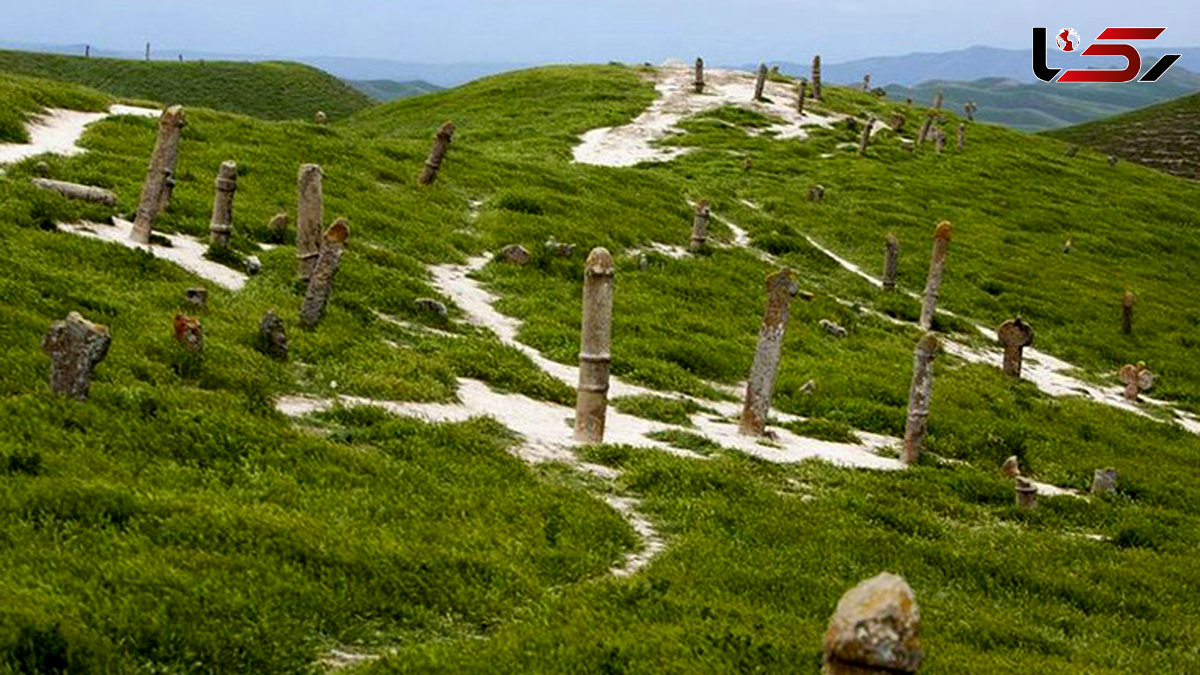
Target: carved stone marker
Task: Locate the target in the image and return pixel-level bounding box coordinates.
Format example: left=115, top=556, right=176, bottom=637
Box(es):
left=918, top=222, right=952, bottom=330
left=957, top=123, right=965, bottom=150
left=862, top=73, right=871, bottom=91
left=797, top=81, right=807, bottom=114
left=932, top=90, right=943, bottom=110
left=1001, top=455, right=1021, bottom=478
left=823, top=572, right=922, bottom=674
left=857, top=119, right=874, bottom=156
left=296, top=164, right=323, bottom=281
left=902, top=332, right=939, bottom=465
left=916, top=116, right=932, bottom=145
left=173, top=314, right=204, bottom=353
left=418, top=121, right=455, bottom=186
left=258, top=310, right=288, bottom=361
left=694, top=57, right=705, bottom=93
left=753, top=63, right=768, bottom=101
left=574, top=248, right=614, bottom=443
left=809, top=185, right=825, bottom=202
left=889, top=112, right=905, bottom=131
left=131, top=105, right=185, bottom=244
left=997, top=317, right=1035, bottom=377
left=1121, top=290, right=1135, bottom=334
left=209, top=160, right=237, bottom=247
left=690, top=200, right=710, bottom=252
left=964, top=100, right=976, bottom=121
left=1015, top=478, right=1038, bottom=510
left=934, top=128, right=945, bottom=153
left=882, top=233, right=899, bottom=291
left=42, top=312, right=111, bottom=400
left=1091, top=468, right=1118, bottom=495
left=314, top=111, right=327, bottom=125
left=31, top=179, right=116, bottom=205
left=185, top=287, right=207, bottom=307
left=740, top=269, right=801, bottom=436
left=267, top=211, right=289, bottom=243
left=1119, top=362, right=1154, bottom=403
left=811, top=55, right=822, bottom=100
left=300, top=219, right=349, bottom=328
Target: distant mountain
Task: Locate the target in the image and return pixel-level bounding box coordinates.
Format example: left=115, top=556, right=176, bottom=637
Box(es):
left=884, top=60, right=1200, bottom=131
left=0, top=40, right=524, bottom=87
left=1045, top=92, right=1200, bottom=181
left=348, top=79, right=443, bottom=102
left=742, top=45, right=1200, bottom=86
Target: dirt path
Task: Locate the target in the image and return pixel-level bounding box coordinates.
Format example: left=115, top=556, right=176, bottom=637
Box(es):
left=0, top=105, right=159, bottom=164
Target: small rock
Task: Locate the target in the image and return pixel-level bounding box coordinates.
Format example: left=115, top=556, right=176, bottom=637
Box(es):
left=545, top=238, right=576, bottom=258
left=1001, top=455, right=1021, bottom=478
left=800, top=380, right=816, bottom=395
left=819, top=319, right=847, bottom=338
left=185, top=287, right=207, bottom=307
left=414, top=297, right=448, bottom=318
left=499, top=244, right=531, bottom=265
left=823, top=572, right=922, bottom=674
left=1015, top=478, right=1038, bottom=510
left=258, top=310, right=288, bottom=361
left=35, top=161, right=50, bottom=177
left=314, top=111, right=328, bottom=125
left=173, top=315, right=204, bottom=354
left=638, top=254, right=649, bottom=271
left=1061, top=238, right=1073, bottom=254
left=245, top=255, right=262, bottom=275
left=1091, top=467, right=1118, bottom=495
left=1107, top=155, right=1119, bottom=167
left=809, top=185, right=825, bottom=202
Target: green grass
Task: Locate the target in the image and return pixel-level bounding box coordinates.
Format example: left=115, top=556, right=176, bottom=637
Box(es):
left=0, top=72, right=109, bottom=143
left=0, top=48, right=371, bottom=121
left=1, top=60, right=1199, bottom=671
left=1044, top=92, right=1200, bottom=181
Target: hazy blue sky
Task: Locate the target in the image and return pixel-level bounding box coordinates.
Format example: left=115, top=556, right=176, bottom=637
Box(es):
left=2, top=0, right=1196, bottom=63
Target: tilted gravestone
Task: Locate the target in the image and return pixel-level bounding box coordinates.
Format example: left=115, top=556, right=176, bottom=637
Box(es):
left=918, top=221, right=952, bottom=330
left=131, top=105, right=186, bottom=244
left=300, top=219, right=350, bottom=328
left=997, top=317, right=1035, bottom=377
left=296, top=164, right=324, bottom=281
left=882, top=233, right=899, bottom=291
left=42, top=312, right=111, bottom=400
left=902, top=332, right=939, bottom=465
left=418, top=121, right=456, bottom=186
left=740, top=269, right=801, bottom=437
left=690, top=200, right=710, bottom=252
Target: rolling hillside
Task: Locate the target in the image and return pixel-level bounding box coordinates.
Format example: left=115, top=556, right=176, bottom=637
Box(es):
left=347, top=78, right=443, bottom=101
left=0, top=48, right=371, bottom=121
left=883, top=63, right=1200, bottom=131
left=1, top=62, right=1199, bottom=672
left=1045, top=93, right=1200, bottom=181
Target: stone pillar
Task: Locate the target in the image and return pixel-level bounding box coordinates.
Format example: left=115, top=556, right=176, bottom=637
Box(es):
left=314, top=111, right=327, bottom=125
left=797, top=81, right=806, bottom=114
left=740, top=269, right=801, bottom=436
left=1015, top=478, right=1038, bottom=510
left=694, top=57, right=705, bottom=93
left=173, top=315, right=204, bottom=353
left=1122, top=290, right=1135, bottom=334
left=811, top=55, right=822, bottom=100
left=300, top=219, right=350, bottom=328
left=1091, top=468, right=1117, bottom=495
left=267, top=212, right=289, bottom=243
left=965, top=101, right=976, bottom=121
left=130, top=105, right=185, bottom=244
left=823, top=573, right=922, bottom=674
left=208, top=160, right=237, bottom=248
left=1119, top=362, right=1154, bottom=403
left=916, top=116, right=932, bottom=144
left=933, top=90, right=943, bottom=109
left=934, top=128, right=945, bottom=154
left=31, top=179, right=117, bottom=205
left=997, top=317, right=1034, bottom=377
left=753, top=63, right=768, bottom=101
left=809, top=185, right=825, bottom=202
left=296, top=164, right=323, bottom=281
left=957, top=123, right=965, bottom=150
left=862, top=73, right=871, bottom=91
left=690, top=200, right=710, bottom=252
left=1001, top=455, right=1021, bottom=478
left=145, top=42, right=150, bottom=61
left=418, top=121, right=455, bottom=186
left=889, top=112, right=905, bottom=131
left=574, top=248, right=614, bottom=443
left=258, top=310, right=288, bottom=361
left=918, top=221, right=952, bottom=330
left=882, top=233, right=899, bottom=291
left=902, top=332, right=939, bottom=465
left=857, top=119, right=874, bottom=156
left=42, top=312, right=111, bottom=400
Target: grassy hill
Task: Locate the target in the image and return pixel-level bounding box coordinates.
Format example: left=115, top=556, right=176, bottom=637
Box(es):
left=348, top=79, right=443, bottom=102
left=1044, top=93, right=1200, bottom=181
left=885, top=64, right=1200, bottom=131
left=1, top=63, right=1200, bottom=672
left=0, top=48, right=371, bottom=121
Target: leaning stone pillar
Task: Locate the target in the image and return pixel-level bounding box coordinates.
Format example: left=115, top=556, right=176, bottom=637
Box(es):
left=694, top=57, right=705, bottom=93
left=882, top=233, right=899, bottom=291
left=918, top=221, right=952, bottom=330
left=811, top=55, right=822, bottom=100
left=690, top=200, right=710, bottom=251
left=130, top=105, right=185, bottom=244
left=753, top=63, right=768, bottom=101
left=300, top=219, right=350, bottom=328
left=740, top=269, right=801, bottom=436
left=902, top=332, right=939, bottom=465
left=296, top=164, right=323, bottom=281
left=418, top=121, right=455, bottom=186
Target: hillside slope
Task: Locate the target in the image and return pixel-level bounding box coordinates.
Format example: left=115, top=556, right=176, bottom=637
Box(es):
left=348, top=78, right=443, bottom=101
left=1044, top=93, right=1200, bottom=180
left=1, top=64, right=1199, bottom=672
left=0, top=48, right=371, bottom=121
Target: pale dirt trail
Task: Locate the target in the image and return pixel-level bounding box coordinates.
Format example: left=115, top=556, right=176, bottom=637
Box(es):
left=0, top=105, right=160, bottom=164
